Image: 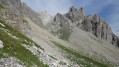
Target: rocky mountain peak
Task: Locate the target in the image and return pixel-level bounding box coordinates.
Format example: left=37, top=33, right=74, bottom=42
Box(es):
left=69, top=6, right=84, bottom=15
left=69, top=6, right=78, bottom=12
left=54, top=13, right=72, bottom=28
left=55, top=13, right=61, bottom=17
left=65, top=6, right=85, bottom=26
left=80, top=7, right=85, bottom=16
left=93, top=14, right=100, bottom=23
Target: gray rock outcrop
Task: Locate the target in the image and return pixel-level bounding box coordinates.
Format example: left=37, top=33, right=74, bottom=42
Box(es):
left=47, top=13, right=73, bottom=31
left=0, top=40, right=3, bottom=48
left=0, top=57, right=25, bottom=67
left=81, top=14, right=113, bottom=44
left=65, top=6, right=85, bottom=27
left=112, top=33, right=119, bottom=46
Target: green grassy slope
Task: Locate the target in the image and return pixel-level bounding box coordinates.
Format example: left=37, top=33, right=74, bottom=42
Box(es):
left=0, top=19, right=48, bottom=67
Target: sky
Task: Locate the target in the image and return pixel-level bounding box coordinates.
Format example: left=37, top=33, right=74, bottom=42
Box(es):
left=22, top=0, right=119, bottom=36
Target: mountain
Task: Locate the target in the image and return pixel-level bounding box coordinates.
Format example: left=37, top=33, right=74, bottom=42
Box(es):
left=0, top=0, right=119, bottom=67
left=47, top=6, right=119, bottom=47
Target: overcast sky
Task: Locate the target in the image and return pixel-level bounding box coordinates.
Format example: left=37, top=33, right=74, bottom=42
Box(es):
left=22, top=0, right=119, bottom=36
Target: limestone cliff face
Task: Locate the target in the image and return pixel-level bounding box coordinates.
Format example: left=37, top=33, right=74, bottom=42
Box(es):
left=81, top=14, right=113, bottom=44
left=49, top=6, right=119, bottom=47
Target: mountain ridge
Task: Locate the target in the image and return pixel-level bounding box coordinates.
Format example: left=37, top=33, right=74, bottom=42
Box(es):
left=47, top=6, right=119, bottom=47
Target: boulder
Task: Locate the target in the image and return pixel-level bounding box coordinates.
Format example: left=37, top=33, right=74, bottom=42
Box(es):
left=0, top=40, right=3, bottom=48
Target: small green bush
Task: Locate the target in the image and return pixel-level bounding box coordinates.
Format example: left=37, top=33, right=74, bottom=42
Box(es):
left=0, top=4, right=4, bottom=10
left=22, top=19, right=28, bottom=24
